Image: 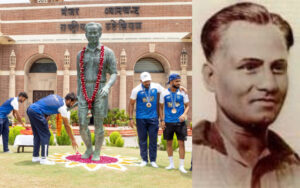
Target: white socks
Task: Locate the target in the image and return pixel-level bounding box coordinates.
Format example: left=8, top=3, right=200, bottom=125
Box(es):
left=179, top=159, right=187, bottom=173
left=179, top=159, right=185, bottom=167
left=166, top=157, right=187, bottom=173
left=166, top=156, right=175, bottom=170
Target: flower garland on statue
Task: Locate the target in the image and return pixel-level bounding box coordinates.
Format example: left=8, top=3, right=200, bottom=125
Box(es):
left=80, top=46, right=104, bottom=118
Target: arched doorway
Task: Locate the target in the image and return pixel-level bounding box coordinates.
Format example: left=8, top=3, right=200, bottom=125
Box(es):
left=25, top=57, right=57, bottom=105
left=134, top=57, right=167, bottom=87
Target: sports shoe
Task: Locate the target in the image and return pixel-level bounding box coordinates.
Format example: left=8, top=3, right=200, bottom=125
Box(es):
left=32, top=157, right=41, bottom=162
left=3, top=150, right=12, bottom=153
left=40, top=158, right=55, bottom=165
left=139, top=161, right=148, bottom=167
left=150, top=162, right=158, bottom=168
left=165, top=164, right=175, bottom=170
left=179, top=166, right=187, bottom=173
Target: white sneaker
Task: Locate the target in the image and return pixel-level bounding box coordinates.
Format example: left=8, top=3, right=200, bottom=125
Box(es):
left=4, top=150, right=12, bottom=153
left=139, top=161, right=148, bottom=167
left=40, top=158, right=55, bottom=165
left=179, top=166, right=187, bottom=173
left=150, top=162, right=158, bottom=168
left=165, top=164, right=175, bottom=170
left=32, top=157, right=41, bottom=163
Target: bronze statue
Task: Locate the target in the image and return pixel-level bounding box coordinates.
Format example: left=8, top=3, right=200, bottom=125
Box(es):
left=76, top=22, right=117, bottom=161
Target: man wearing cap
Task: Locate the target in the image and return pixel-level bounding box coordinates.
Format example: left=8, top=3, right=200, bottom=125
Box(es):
left=27, top=92, right=78, bottom=165
left=159, top=74, right=189, bottom=173
left=129, top=72, right=165, bottom=168
left=0, top=92, right=28, bottom=153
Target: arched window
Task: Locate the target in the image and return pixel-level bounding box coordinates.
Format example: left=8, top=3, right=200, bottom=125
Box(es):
left=29, top=58, right=57, bottom=73
left=134, top=58, right=164, bottom=73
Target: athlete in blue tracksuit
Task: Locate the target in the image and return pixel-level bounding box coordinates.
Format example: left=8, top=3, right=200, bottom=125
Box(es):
left=0, top=92, right=28, bottom=152
left=27, top=93, right=78, bottom=165
left=129, top=72, right=165, bottom=168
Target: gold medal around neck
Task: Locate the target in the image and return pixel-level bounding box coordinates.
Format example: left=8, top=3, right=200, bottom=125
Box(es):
left=146, top=103, right=152, bottom=108
left=171, top=108, right=177, bottom=114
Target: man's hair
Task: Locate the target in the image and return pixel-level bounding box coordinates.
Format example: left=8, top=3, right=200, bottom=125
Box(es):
left=201, top=2, right=294, bottom=62
left=65, top=92, right=77, bottom=101
left=85, top=22, right=102, bottom=34
left=18, top=92, right=28, bottom=99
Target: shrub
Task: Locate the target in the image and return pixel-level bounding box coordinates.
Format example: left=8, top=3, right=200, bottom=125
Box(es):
left=104, top=108, right=129, bottom=126
left=105, top=138, right=111, bottom=146
left=109, top=131, right=121, bottom=144
left=56, top=126, right=71, bottom=145
left=115, top=137, right=124, bottom=147
left=8, top=126, right=25, bottom=145
left=106, top=131, right=124, bottom=147
left=160, top=134, right=167, bottom=150
left=172, top=134, right=179, bottom=150
left=48, top=115, right=57, bottom=130
left=49, top=129, right=55, bottom=146
left=70, top=109, right=79, bottom=124
left=160, top=134, right=179, bottom=151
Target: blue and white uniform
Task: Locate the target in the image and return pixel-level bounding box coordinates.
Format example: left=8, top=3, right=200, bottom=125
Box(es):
left=160, top=88, right=189, bottom=141
left=160, top=89, right=189, bottom=123
left=27, top=94, right=69, bottom=158
left=130, top=82, right=164, bottom=162
left=0, top=97, right=19, bottom=152
left=0, top=97, right=19, bottom=118
left=130, top=83, right=164, bottom=119
left=30, top=94, right=69, bottom=118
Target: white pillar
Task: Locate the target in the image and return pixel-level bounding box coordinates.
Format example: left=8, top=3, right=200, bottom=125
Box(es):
left=119, top=49, right=127, bottom=110
left=9, top=50, right=16, bottom=98
left=180, top=48, right=188, bottom=89
left=181, top=65, right=188, bottom=89
left=63, top=49, right=70, bottom=97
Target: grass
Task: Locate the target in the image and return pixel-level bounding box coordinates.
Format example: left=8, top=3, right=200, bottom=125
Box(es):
left=0, top=146, right=191, bottom=188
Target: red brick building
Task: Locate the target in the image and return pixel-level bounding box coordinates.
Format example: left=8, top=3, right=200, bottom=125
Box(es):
left=0, top=0, right=192, bottom=119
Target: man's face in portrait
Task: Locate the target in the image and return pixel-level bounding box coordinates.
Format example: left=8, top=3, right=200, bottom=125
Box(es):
left=209, top=21, right=289, bottom=128
left=86, top=25, right=101, bottom=44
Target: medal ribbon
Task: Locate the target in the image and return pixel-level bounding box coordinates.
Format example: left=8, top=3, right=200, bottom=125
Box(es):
left=170, top=88, right=177, bottom=110
left=142, top=84, right=151, bottom=105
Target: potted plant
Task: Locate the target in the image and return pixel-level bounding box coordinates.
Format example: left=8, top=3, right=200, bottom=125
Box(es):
left=104, top=109, right=114, bottom=127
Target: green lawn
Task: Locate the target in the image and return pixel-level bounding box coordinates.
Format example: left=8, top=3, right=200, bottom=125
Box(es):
left=0, top=146, right=191, bottom=188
